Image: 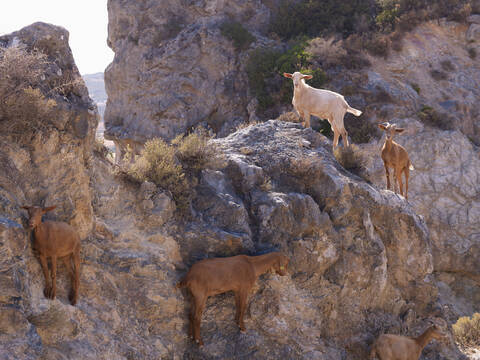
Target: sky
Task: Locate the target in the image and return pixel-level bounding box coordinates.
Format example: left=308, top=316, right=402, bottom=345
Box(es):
left=0, top=0, right=114, bottom=75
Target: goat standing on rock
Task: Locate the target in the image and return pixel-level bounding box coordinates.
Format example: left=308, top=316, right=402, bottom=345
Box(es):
left=22, top=205, right=81, bottom=305
left=370, top=322, right=448, bottom=360
left=283, top=71, right=362, bottom=149
left=176, top=252, right=290, bottom=346
left=378, top=122, right=414, bottom=200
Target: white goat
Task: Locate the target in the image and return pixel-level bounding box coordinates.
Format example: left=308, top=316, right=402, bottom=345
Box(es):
left=284, top=71, right=362, bottom=149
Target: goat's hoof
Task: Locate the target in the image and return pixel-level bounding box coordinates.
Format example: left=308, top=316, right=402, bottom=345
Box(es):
left=44, top=287, right=53, bottom=299
left=195, top=339, right=204, bottom=346
left=69, top=292, right=77, bottom=305
left=239, top=326, right=246, bottom=333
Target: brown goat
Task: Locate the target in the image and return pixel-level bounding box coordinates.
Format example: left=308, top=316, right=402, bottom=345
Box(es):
left=378, top=122, right=414, bottom=200
left=370, top=324, right=447, bottom=360
left=22, top=205, right=81, bottom=305
left=176, top=252, right=290, bottom=345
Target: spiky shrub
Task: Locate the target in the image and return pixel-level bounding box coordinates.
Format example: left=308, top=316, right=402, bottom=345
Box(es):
left=128, top=138, right=190, bottom=210
left=453, top=313, right=480, bottom=348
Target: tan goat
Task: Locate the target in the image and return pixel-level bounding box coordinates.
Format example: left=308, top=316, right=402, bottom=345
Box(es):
left=370, top=324, right=447, bottom=360
left=176, top=252, right=290, bottom=345
left=283, top=71, right=362, bottom=149
left=378, top=122, right=414, bottom=200
left=22, top=205, right=81, bottom=305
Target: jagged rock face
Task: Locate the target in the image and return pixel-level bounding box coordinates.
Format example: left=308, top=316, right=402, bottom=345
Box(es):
left=353, top=20, right=480, bottom=318
left=104, top=0, right=275, bottom=158
left=1, top=119, right=463, bottom=359
left=0, top=23, right=98, bottom=238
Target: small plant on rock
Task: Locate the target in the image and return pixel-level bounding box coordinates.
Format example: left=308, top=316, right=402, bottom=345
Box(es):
left=334, top=144, right=369, bottom=180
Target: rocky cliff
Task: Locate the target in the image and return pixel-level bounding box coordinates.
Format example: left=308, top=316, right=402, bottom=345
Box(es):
left=1, top=5, right=479, bottom=360
left=104, top=0, right=279, bottom=159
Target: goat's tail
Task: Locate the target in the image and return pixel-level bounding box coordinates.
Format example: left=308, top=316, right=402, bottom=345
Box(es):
left=176, top=277, right=187, bottom=289
left=409, top=162, right=415, bottom=171
left=346, top=105, right=362, bottom=117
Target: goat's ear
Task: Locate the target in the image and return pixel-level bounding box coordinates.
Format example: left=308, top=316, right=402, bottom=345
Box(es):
left=283, top=73, right=293, bottom=78
left=42, top=205, right=57, bottom=213
left=302, top=75, right=313, bottom=80
left=378, top=124, right=387, bottom=130
left=395, top=128, right=405, bottom=133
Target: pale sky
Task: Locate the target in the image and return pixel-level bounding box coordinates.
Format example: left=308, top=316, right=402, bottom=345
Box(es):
left=0, top=0, right=113, bottom=74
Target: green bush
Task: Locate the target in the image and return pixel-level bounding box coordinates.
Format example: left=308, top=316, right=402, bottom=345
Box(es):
left=220, top=21, right=255, bottom=50
left=453, top=313, right=480, bottom=348
left=269, top=0, right=374, bottom=40
left=246, top=40, right=327, bottom=112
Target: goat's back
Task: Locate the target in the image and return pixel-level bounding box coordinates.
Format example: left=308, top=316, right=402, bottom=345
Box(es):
left=184, top=255, right=256, bottom=296
left=374, top=334, right=418, bottom=360
left=294, top=86, right=348, bottom=120
left=34, top=221, right=80, bottom=257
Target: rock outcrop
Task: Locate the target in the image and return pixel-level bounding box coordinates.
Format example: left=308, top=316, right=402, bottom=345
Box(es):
left=351, top=20, right=480, bottom=320
left=104, top=0, right=277, bottom=159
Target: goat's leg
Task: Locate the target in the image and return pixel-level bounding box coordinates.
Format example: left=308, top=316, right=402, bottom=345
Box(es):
left=49, top=255, right=57, bottom=300
left=384, top=164, right=391, bottom=190
left=64, top=255, right=75, bottom=304
left=39, top=254, right=52, bottom=299
left=193, top=295, right=207, bottom=346
left=234, top=291, right=241, bottom=324
left=237, top=290, right=249, bottom=332
left=70, top=247, right=80, bottom=305
left=304, top=112, right=311, bottom=128
left=393, top=168, right=399, bottom=193
left=333, top=130, right=340, bottom=149
left=404, top=167, right=410, bottom=200
left=396, top=167, right=404, bottom=197
left=298, top=110, right=305, bottom=127
left=188, top=297, right=195, bottom=339
left=341, top=128, right=349, bottom=147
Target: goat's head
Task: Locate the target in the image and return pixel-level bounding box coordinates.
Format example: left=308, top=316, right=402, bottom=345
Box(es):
left=283, top=72, right=312, bottom=89
left=427, top=318, right=449, bottom=342
left=378, top=122, right=405, bottom=141
left=273, top=253, right=290, bottom=276
left=21, top=205, right=57, bottom=229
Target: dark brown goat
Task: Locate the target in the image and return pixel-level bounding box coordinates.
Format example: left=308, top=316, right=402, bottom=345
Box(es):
left=176, top=252, right=289, bottom=345
left=22, top=205, right=81, bottom=305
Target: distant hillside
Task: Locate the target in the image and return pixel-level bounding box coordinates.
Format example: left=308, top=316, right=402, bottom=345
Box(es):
left=83, top=72, right=106, bottom=118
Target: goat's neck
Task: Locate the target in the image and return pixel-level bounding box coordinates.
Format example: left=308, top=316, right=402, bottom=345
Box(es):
left=384, top=138, right=395, bottom=151
left=414, top=328, right=434, bottom=349
left=32, top=222, right=47, bottom=245
left=250, top=253, right=278, bottom=278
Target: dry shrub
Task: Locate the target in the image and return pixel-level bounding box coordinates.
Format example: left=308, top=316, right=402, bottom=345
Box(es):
left=306, top=37, right=347, bottom=68
left=173, top=128, right=225, bottom=176
left=127, top=138, right=189, bottom=210
left=453, top=313, right=480, bottom=348
left=334, top=144, right=368, bottom=179
left=364, top=33, right=391, bottom=57
left=0, top=46, right=56, bottom=137
left=126, top=130, right=223, bottom=212
left=277, top=111, right=301, bottom=123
